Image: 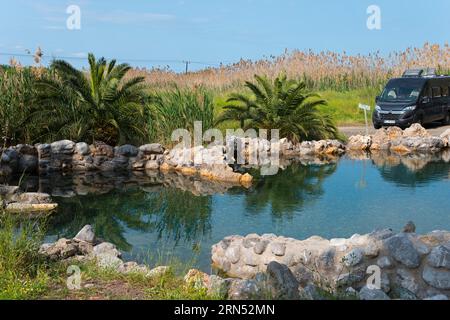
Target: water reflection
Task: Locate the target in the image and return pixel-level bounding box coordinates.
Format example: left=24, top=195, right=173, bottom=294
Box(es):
left=244, top=163, right=337, bottom=218
left=49, top=188, right=213, bottom=250
left=347, top=150, right=450, bottom=187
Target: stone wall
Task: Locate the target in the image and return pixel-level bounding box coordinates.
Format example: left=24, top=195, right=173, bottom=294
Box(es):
left=211, top=222, right=450, bottom=300
left=0, top=140, right=253, bottom=186
left=347, top=124, right=450, bottom=154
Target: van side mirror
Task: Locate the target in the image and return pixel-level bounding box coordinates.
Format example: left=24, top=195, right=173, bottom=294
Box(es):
left=375, top=95, right=380, bottom=102
left=421, top=96, right=430, bottom=104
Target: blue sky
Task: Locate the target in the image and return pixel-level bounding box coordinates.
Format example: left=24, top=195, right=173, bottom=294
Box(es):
left=1, top=0, right=449, bottom=71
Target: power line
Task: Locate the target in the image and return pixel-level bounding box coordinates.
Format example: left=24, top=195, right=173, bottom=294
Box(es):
left=0, top=51, right=228, bottom=68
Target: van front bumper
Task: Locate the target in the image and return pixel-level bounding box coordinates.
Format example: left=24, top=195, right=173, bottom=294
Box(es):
left=372, top=111, right=416, bottom=128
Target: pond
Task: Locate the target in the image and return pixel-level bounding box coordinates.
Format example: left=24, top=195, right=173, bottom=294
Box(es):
left=15, top=153, right=450, bottom=272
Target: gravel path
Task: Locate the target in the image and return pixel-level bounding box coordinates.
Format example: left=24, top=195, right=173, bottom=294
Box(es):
left=339, top=124, right=450, bottom=138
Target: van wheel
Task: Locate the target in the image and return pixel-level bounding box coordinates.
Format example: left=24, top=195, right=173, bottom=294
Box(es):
left=415, top=115, right=424, bottom=126
left=443, top=113, right=450, bottom=125
left=373, top=124, right=382, bottom=129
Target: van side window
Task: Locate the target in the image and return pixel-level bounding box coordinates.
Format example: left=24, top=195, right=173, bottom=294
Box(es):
left=432, top=87, right=441, bottom=98
left=442, top=86, right=449, bottom=97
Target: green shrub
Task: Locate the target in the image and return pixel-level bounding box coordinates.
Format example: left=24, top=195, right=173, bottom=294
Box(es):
left=0, top=215, right=50, bottom=299
left=147, top=86, right=215, bottom=145
left=216, top=74, right=340, bottom=142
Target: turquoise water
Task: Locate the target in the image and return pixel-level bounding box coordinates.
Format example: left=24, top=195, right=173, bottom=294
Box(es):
left=41, top=155, right=450, bottom=271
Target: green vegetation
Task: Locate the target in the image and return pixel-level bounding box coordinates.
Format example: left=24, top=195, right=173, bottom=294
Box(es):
left=0, top=67, right=39, bottom=145
left=148, top=86, right=215, bottom=145
left=0, top=214, right=216, bottom=300
left=0, top=53, right=350, bottom=147
left=216, top=74, right=339, bottom=142
left=33, top=54, right=149, bottom=145
left=4, top=45, right=448, bottom=146
left=0, top=215, right=51, bottom=299
left=319, top=87, right=382, bottom=125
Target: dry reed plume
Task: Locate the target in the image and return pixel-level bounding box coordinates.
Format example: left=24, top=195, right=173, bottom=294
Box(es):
left=128, top=43, right=450, bottom=92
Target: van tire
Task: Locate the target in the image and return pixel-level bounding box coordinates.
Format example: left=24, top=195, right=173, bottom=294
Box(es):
left=415, top=115, right=424, bottom=126
left=442, top=113, right=450, bottom=125
left=373, top=124, right=382, bottom=129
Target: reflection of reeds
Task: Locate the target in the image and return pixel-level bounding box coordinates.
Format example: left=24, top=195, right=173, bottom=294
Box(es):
left=129, top=43, right=450, bottom=91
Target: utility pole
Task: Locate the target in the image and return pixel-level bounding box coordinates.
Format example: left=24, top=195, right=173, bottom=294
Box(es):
left=184, top=61, right=190, bottom=74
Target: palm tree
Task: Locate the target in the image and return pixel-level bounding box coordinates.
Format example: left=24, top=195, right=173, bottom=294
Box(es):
left=216, top=74, right=339, bottom=142
left=33, top=53, right=149, bottom=145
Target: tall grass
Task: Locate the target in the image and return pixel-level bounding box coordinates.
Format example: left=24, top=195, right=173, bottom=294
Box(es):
left=130, top=43, right=450, bottom=92
left=0, top=214, right=50, bottom=299
left=147, top=86, right=215, bottom=145
left=0, top=66, right=45, bottom=146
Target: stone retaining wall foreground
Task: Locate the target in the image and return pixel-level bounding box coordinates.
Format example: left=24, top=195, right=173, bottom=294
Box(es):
left=211, top=222, right=450, bottom=300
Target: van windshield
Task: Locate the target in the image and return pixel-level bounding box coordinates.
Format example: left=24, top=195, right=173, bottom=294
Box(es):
left=379, top=79, right=426, bottom=103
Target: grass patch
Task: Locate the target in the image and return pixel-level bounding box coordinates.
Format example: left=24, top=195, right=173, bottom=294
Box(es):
left=0, top=215, right=53, bottom=299
left=318, top=87, right=381, bottom=126
left=42, top=260, right=218, bottom=300
left=0, top=214, right=219, bottom=300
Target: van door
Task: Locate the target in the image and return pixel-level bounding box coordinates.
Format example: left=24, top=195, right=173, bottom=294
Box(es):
left=421, top=86, right=434, bottom=123
left=431, top=86, right=444, bottom=121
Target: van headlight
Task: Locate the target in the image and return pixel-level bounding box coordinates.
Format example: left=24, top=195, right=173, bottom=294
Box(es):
left=403, top=105, right=416, bottom=112
left=375, top=105, right=382, bottom=112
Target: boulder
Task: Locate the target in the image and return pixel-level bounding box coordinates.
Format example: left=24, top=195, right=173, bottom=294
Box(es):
left=396, top=268, right=419, bottom=294
left=343, top=248, right=364, bottom=267
left=207, top=275, right=232, bottom=298
left=440, top=129, right=450, bottom=146
left=91, top=142, right=114, bottom=157
left=74, top=142, right=90, bottom=156
left=377, top=256, right=393, bottom=269
left=265, top=261, right=300, bottom=299
left=184, top=269, right=210, bottom=289
left=92, top=242, right=121, bottom=258
left=402, top=221, right=416, bottom=233
left=347, top=135, right=372, bottom=151
left=51, top=140, right=75, bottom=154
left=359, top=286, right=390, bottom=300
left=145, top=160, right=160, bottom=170
left=228, top=279, right=262, bottom=300
left=139, top=143, right=165, bottom=155
left=73, top=225, right=96, bottom=243
left=403, top=123, right=430, bottom=138
left=96, top=253, right=123, bottom=269
left=18, top=154, right=38, bottom=172
left=39, top=238, right=78, bottom=260
left=147, top=266, right=170, bottom=278
left=115, top=144, right=138, bottom=157
left=0, top=185, right=19, bottom=196
left=384, top=234, right=421, bottom=268
left=12, top=192, right=52, bottom=204
left=422, top=266, right=450, bottom=290
left=270, top=242, right=286, bottom=256
left=427, top=242, right=450, bottom=269
left=370, top=129, right=391, bottom=150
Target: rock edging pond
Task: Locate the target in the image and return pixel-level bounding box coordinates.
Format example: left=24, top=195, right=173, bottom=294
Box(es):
left=211, top=222, right=450, bottom=300
left=40, top=222, right=450, bottom=300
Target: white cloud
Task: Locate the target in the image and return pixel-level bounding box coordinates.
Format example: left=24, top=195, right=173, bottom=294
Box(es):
left=70, top=52, right=88, bottom=58
left=43, top=25, right=65, bottom=30
left=91, top=11, right=176, bottom=24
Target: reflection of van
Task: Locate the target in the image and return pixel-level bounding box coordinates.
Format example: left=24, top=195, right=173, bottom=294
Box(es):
left=372, top=68, right=450, bottom=129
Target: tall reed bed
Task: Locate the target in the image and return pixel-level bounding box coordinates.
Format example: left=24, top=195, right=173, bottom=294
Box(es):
left=147, top=86, right=215, bottom=145
left=0, top=66, right=46, bottom=146
left=130, top=43, right=450, bottom=92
